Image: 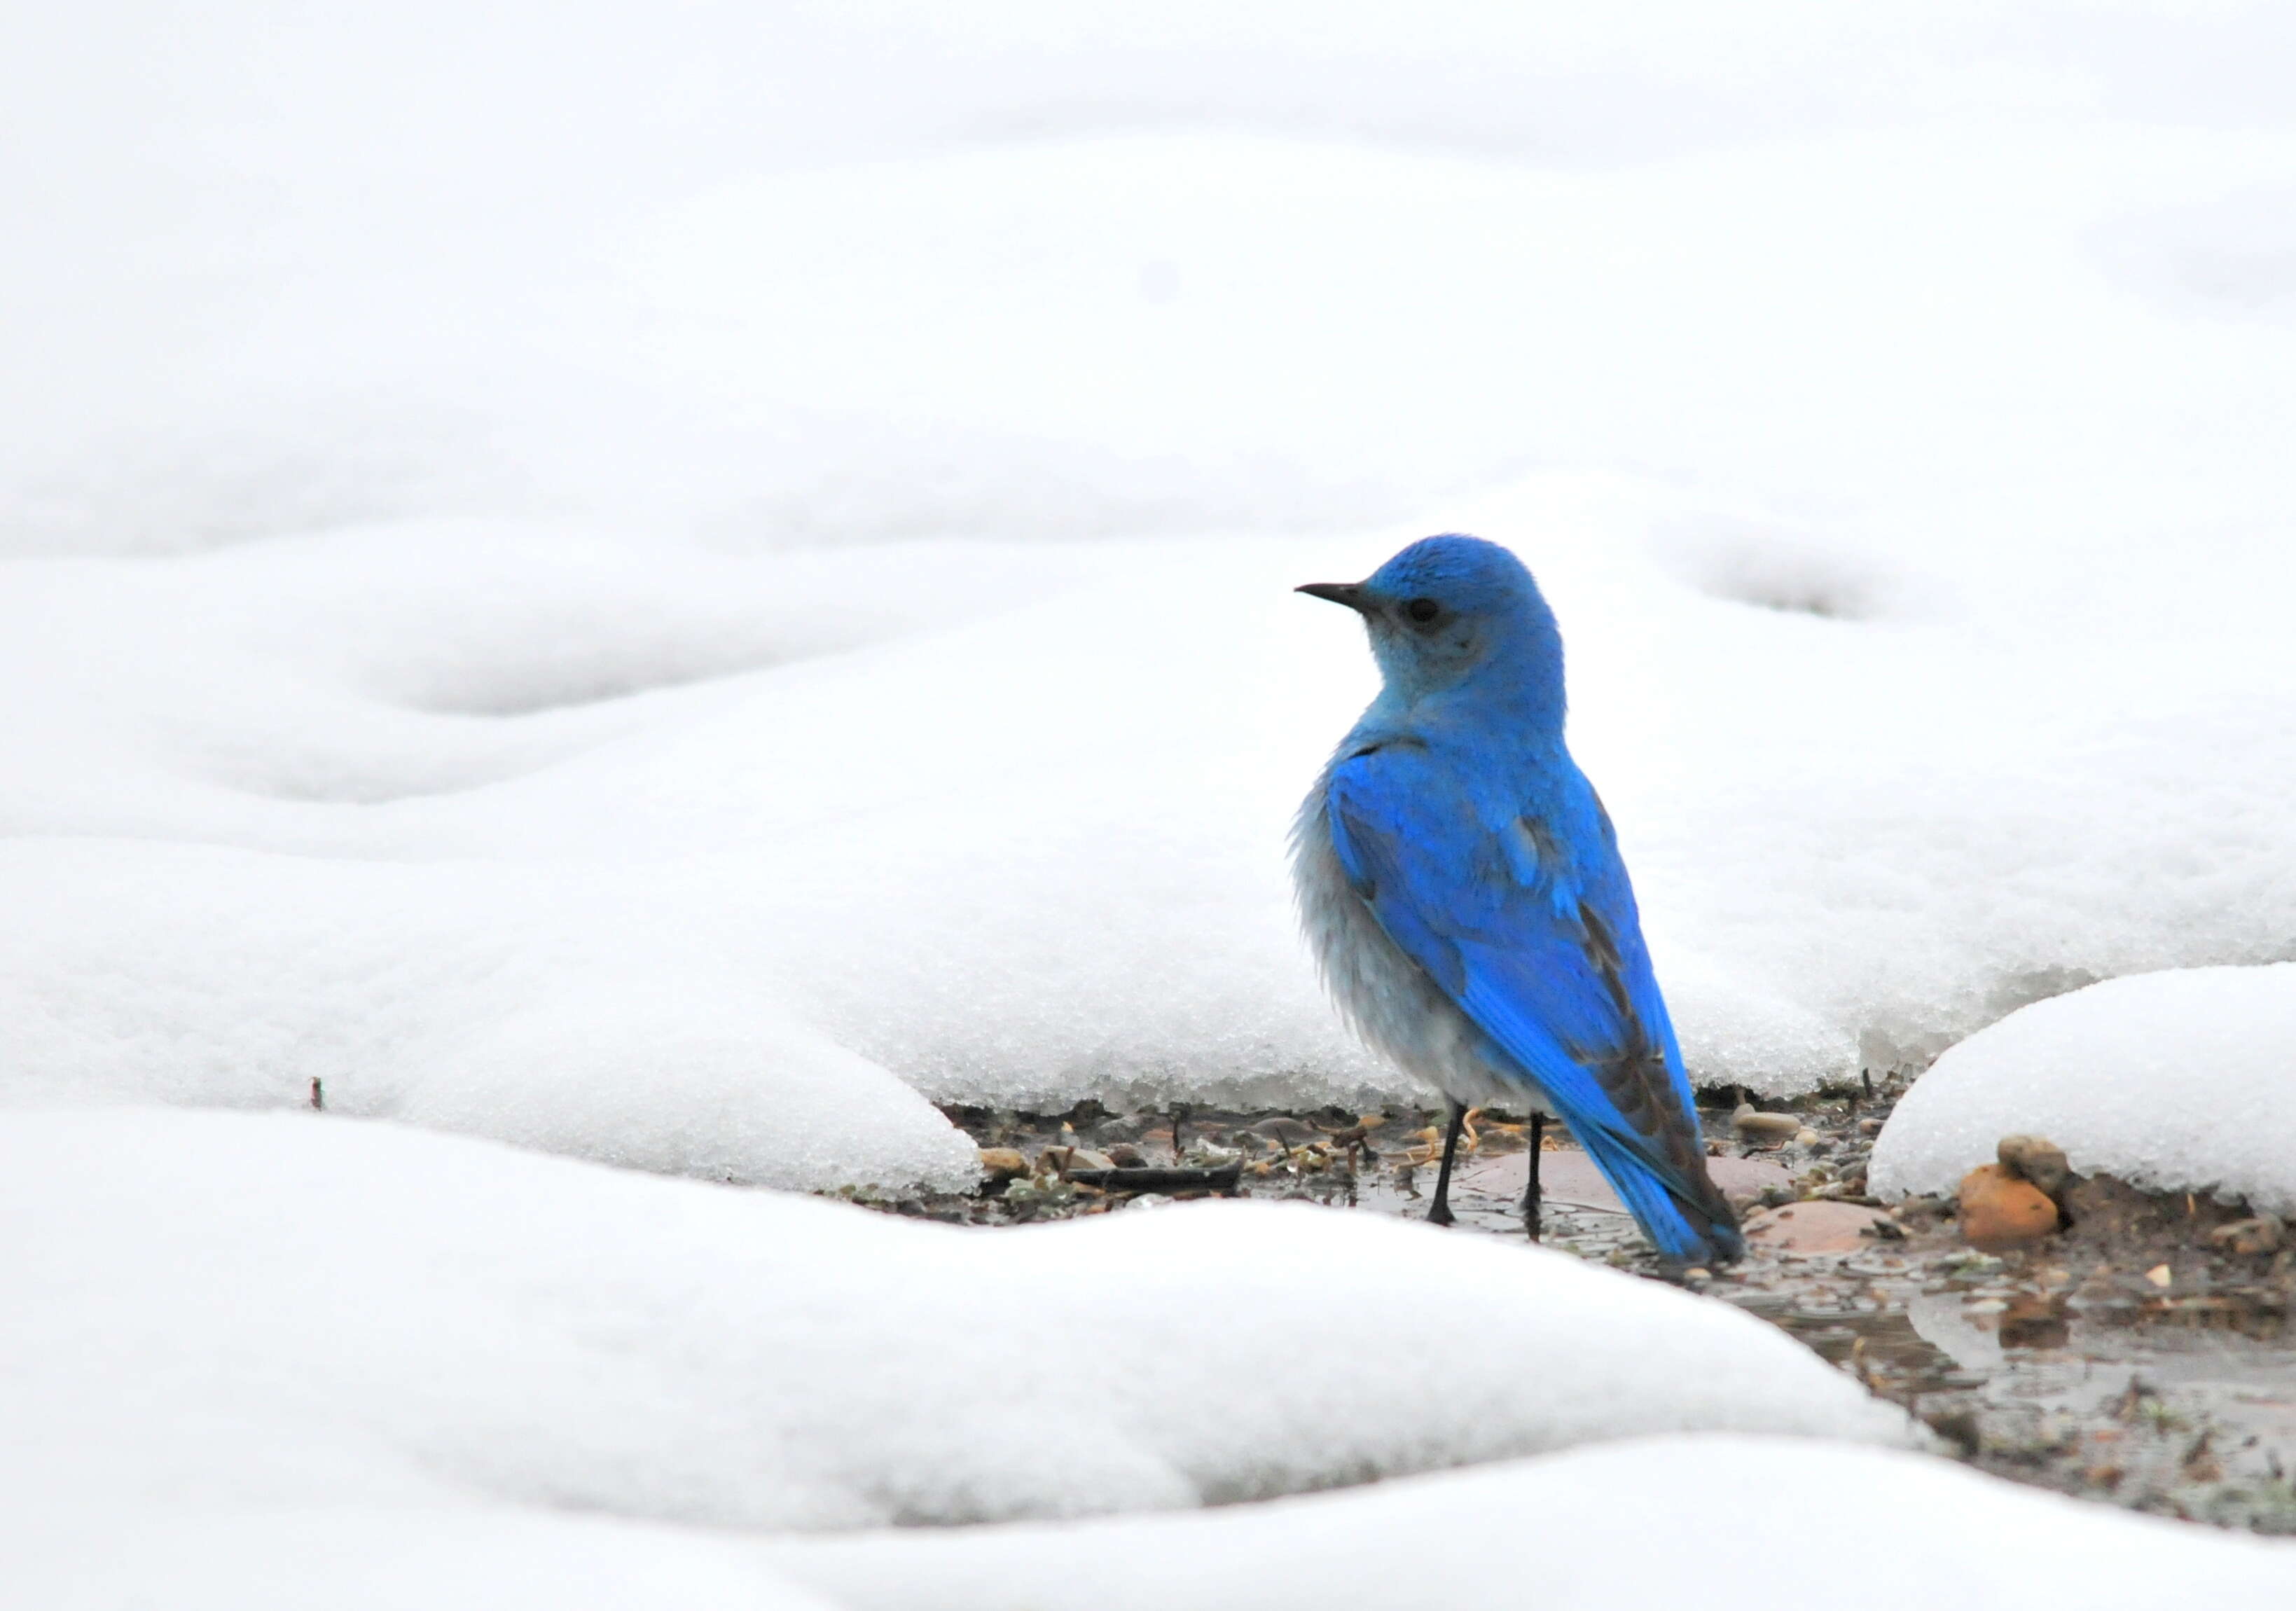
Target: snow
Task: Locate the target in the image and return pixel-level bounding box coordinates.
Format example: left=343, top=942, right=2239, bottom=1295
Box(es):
left=17, top=1510, right=837, bottom=1611
left=4, top=17, right=2296, bottom=1161
left=7, top=9, right=2296, bottom=1596
left=6, top=14, right=2296, bottom=1163
left=1869, top=964, right=2296, bottom=1214
left=5, top=483, right=2294, bottom=1179
left=1, top=1107, right=1909, bottom=1572
left=769, top=1434, right=2296, bottom=1611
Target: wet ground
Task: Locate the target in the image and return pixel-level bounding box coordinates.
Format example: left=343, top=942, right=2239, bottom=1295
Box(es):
left=841, top=1085, right=2296, bottom=1535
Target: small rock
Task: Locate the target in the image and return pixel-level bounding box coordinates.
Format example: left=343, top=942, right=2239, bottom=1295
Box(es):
left=1792, top=1128, right=1823, bottom=1149
left=1106, top=1143, right=1148, bottom=1168
left=1035, top=1145, right=1114, bottom=1175
left=1996, top=1134, right=2071, bottom=1199
left=1732, top=1104, right=1804, bottom=1145
left=976, top=1147, right=1030, bottom=1182
left=1038, top=1147, right=1116, bottom=1175
left=1958, top=1163, right=2060, bottom=1252
left=2211, top=1215, right=2285, bottom=1257
left=2144, top=1262, right=2173, bottom=1288
left=1742, top=1200, right=1893, bottom=1253
left=1856, top=1117, right=1884, bottom=1136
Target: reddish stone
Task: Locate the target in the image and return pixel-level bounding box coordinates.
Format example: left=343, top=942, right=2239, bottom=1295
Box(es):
left=1741, top=1201, right=1891, bottom=1254
left=1460, top=1149, right=1790, bottom=1215
left=1958, top=1163, right=2059, bottom=1252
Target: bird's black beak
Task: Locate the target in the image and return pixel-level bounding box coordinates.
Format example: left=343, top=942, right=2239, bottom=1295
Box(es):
left=1295, top=581, right=1369, bottom=612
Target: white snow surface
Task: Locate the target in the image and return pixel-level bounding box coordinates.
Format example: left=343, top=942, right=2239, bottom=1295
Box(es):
left=770, top=1437, right=2296, bottom=1611
left=1870, top=964, right=2296, bottom=1214
left=7, top=8, right=2296, bottom=1171
left=1, top=1109, right=1908, bottom=1561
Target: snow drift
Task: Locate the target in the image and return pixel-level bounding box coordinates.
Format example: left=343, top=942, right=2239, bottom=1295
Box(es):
left=770, top=1436, right=2296, bottom=1611
left=1870, top=964, right=2296, bottom=1214
left=0, top=1107, right=1907, bottom=1536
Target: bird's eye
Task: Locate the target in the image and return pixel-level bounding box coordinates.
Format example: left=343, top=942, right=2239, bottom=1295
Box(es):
left=1403, top=597, right=1440, bottom=625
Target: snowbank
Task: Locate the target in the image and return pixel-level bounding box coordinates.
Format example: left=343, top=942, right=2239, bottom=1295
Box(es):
left=769, top=1436, right=2296, bottom=1611
left=1869, top=964, right=2296, bottom=1214
left=6, top=11, right=2296, bottom=1173
left=0, top=1108, right=1911, bottom=1548
left=14, top=1509, right=836, bottom=1611
left=4, top=480, right=2295, bottom=1186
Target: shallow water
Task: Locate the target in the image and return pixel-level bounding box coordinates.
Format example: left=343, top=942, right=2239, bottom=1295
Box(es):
left=918, top=1096, right=2296, bottom=1534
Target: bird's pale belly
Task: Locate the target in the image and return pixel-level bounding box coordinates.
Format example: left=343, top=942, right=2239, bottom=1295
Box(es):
left=1292, top=796, right=1551, bottom=1114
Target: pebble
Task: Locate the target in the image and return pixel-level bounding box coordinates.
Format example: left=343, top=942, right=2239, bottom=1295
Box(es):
left=1742, top=1200, right=1893, bottom=1253
left=1732, top=1104, right=1804, bottom=1145
left=1035, top=1146, right=1116, bottom=1175
left=1793, top=1128, right=1823, bottom=1149
left=976, top=1147, right=1030, bottom=1181
left=1996, top=1133, right=2071, bottom=1199
left=2209, top=1215, right=2285, bottom=1257
left=1958, top=1163, right=2060, bottom=1252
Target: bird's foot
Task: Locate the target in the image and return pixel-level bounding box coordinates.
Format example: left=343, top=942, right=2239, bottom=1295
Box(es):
left=1426, top=1201, right=1457, bottom=1229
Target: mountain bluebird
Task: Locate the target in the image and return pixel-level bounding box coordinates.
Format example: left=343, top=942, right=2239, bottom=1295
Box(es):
left=1292, top=534, right=1742, bottom=1265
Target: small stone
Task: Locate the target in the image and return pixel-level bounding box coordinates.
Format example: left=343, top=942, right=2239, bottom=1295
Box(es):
left=1792, top=1128, right=1823, bottom=1149
left=1106, top=1143, right=1148, bottom=1168
left=1996, top=1134, right=2070, bottom=1199
left=1038, top=1145, right=1112, bottom=1176
left=1743, top=1200, right=1894, bottom=1253
left=1037, top=1147, right=1116, bottom=1175
left=1958, top=1163, right=2060, bottom=1252
left=1732, top=1104, right=1804, bottom=1144
left=2144, top=1263, right=2173, bottom=1287
left=1857, top=1117, right=1884, bottom=1136
left=2210, top=1215, right=2285, bottom=1257
left=976, top=1147, right=1030, bottom=1181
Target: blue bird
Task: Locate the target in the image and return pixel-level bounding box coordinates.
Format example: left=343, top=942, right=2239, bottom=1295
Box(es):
left=1292, top=534, right=1741, bottom=1265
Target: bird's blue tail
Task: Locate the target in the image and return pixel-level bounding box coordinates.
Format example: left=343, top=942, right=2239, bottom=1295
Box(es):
left=1575, top=1123, right=1745, bottom=1266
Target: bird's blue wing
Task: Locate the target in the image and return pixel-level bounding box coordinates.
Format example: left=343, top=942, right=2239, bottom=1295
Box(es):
left=1325, top=744, right=1737, bottom=1261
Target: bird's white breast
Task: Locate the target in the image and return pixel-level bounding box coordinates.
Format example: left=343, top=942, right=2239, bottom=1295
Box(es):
left=1290, top=779, right=1546, bottom=1112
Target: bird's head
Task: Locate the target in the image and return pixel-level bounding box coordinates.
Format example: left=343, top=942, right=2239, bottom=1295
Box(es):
left=1297, top=534, right=1563, bottom=716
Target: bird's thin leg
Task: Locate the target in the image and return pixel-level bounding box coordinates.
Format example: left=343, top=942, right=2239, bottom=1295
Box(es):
left=1427, top=1099, right=1467, bottom=1227
left=1522, top=1111, right=1544, bottom=1240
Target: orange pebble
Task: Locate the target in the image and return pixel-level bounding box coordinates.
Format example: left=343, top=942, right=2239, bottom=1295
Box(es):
left=1958, top=1163, right=2060, bottom=1252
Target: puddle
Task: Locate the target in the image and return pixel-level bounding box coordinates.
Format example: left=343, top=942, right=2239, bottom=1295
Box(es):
left=902, top=1095, right=2296, bottom=1535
